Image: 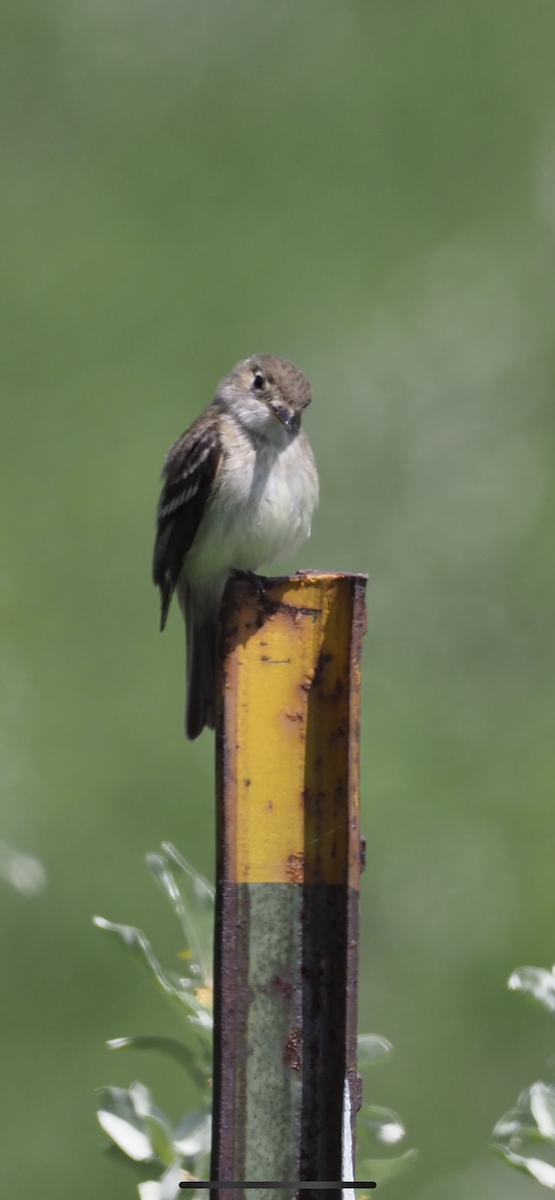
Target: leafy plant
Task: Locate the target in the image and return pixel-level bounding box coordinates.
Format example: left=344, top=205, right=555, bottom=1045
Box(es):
left=492, top=963, right=555, bottom=1188
left=94, top=843, right=214, bottom=1200
left=355, top=1033, right=417, bottom=1191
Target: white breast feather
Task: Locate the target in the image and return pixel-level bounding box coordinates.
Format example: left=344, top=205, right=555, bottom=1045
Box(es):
left=185, top=430, right=318, bottom=592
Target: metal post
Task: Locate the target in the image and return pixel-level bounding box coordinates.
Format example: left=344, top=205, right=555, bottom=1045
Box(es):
left=211, top=572, right=367, bottom=1200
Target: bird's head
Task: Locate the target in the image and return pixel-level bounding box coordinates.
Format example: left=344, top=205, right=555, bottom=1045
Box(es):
left=216, top=355, right=312, bottom=439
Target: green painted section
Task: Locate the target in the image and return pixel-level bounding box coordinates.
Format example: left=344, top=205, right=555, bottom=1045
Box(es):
left=245, top=884, right=303, bottom=1200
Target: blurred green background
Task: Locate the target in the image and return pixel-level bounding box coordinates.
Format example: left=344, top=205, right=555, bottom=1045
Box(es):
left=2, top=0, right=555, bottom=1196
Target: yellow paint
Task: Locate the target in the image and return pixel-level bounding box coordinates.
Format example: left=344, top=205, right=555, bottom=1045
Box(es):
left=219, top=573, right=365, bottom=886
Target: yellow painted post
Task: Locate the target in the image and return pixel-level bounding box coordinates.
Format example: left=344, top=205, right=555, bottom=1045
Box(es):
left=211, top=572, right=367, bottom=1200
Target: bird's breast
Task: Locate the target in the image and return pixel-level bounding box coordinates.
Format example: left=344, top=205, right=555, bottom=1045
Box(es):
left=185, top=430, right=318, bottom=588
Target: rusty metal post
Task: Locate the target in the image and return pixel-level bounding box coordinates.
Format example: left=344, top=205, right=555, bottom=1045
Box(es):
left=211, top=572, right=367, bottom=1200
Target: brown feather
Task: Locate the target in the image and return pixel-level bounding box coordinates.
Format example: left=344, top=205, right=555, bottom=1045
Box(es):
left=152, top=408, right=222, bottom=630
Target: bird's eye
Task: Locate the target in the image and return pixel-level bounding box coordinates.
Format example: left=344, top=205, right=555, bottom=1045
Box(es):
left=252, top=371, right=265, bottom=391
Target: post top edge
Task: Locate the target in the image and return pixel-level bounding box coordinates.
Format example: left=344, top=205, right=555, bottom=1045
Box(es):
left=225, top=571, right=368, bottom=590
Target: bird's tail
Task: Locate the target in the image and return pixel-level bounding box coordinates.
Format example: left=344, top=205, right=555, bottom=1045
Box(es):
left=180, top=584, right=217, bottom=740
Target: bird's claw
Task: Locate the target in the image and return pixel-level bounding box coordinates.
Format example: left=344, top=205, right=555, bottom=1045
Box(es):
left=229, top=569, right=269, bottom=599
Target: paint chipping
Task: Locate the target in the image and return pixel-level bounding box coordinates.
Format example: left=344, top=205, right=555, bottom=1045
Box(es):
left=283, top=1028, right=302, bottom=1072
left=286, top=852, right=305, bottom=884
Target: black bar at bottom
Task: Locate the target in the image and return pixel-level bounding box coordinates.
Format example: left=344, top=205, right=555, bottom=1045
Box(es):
left=179, top=1184, right=376, bottom=1191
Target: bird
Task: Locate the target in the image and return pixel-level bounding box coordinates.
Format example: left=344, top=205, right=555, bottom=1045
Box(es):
left=153, top=354, right=319, bottom=739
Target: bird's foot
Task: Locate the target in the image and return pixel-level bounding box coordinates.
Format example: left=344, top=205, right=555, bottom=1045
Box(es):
left=228, top=571, right=280, bottom=622
left=229, top=569, right=269, bottom=600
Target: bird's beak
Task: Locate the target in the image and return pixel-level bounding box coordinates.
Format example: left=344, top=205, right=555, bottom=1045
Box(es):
left=270, top=402, right=292, bottom=427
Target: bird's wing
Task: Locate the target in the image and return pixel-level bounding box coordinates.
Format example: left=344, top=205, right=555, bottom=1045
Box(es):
left=153, top=408, right=222, bottom=630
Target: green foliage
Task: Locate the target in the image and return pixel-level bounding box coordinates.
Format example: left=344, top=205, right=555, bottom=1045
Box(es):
left=355, top=1035, right=417, bottom=1192
left=95, top=848, right=213, bottom=1199
left=493, top=963, right=555, bottom=1189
